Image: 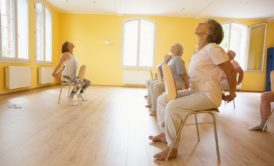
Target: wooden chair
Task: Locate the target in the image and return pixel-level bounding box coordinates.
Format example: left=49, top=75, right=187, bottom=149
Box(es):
left=58, top=79, right=72, bottom=104
left=58, top=65, right=87, bottom=104
left=162, top=64, right=220, bottom=162
left=263, top=70, right=274, bottom=131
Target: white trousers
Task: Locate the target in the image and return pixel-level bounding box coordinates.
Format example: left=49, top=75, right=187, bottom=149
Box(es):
left=150, top=81, right=184, bottom=112
left=157, top=89, right=217, bottom=148
left=147, top=80, right=160, bottom=106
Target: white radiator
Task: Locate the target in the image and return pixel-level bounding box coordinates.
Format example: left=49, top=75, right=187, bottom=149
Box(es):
left=39, top=67, right=54, bottom=85
left=6, top=66, right=32, bottom=89
left=123, top=70, right=151, bottom=85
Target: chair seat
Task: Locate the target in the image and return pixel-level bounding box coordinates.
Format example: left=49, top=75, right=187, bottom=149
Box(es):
left=195, top=108, right=219, bottom=112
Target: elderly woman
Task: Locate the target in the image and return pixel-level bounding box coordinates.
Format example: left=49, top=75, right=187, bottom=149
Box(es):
left=150, top=19, right=237, bottom=160
left=148, top=43, right=189, bottom=116
left=220, top=50, right=244, bottom=90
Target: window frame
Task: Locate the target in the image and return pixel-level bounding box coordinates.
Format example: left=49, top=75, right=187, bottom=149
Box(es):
left=220, top=22, right=249, bottom=71
left=0, top=0, right=29, bottom=63
left=122, top=19, right=156, bottom=69
left=246, top=23, right=267, bottom=72
left=35, top=0, right=52, bottom=64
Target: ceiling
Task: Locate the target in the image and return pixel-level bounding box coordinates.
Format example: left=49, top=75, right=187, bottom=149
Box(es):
left=47, top=0, right=274, bottom=20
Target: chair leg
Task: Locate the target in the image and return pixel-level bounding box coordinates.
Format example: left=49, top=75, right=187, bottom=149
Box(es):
left=58, top=86, right=63, bottom=104
left=262, top=109, right=274, bottom=131
left=83, top=92, right=88, bottom=101
left=209, top=112, right=221, bottom=162
left=166, top=116, right=189, bottom=161
left=195, top=114, right=200, bottom=142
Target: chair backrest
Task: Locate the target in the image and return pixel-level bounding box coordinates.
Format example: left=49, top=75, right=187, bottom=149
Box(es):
left=149, top=70, right=154, bottom=80
left=271, top=70, right=274, bottom=92
left=162, top=63, right=177, bottom=102
left=78, top=65, right=87, bottom=80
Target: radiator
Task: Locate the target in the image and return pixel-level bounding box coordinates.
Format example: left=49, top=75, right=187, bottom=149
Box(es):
left=6, top=66, right=32, bottom=89
left=39, top=67, right=54, bottom=85
left=123, top=70, right=151, bottom=85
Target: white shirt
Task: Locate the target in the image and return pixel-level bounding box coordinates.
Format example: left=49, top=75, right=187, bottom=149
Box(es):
left=189, top=43, right=229, bottom=107
left=62, top=54, right=78, bottom=78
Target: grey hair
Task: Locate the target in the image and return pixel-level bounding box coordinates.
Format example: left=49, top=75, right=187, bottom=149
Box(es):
left=175, top=43, right=184, bottom=56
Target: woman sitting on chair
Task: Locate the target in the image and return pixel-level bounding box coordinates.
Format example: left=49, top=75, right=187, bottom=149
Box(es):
left=52, top=41, right=91, bottom=104
left=149, top=19, right=237, bottom=160
left=148, top=43, right=189, bottom=116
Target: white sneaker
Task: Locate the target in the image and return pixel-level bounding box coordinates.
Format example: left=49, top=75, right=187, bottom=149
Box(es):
left=68, top=97, right=79, bottom=106
left=78, top=93, right=87, bottom=101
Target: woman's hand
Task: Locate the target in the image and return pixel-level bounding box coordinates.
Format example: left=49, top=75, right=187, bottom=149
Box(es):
left=52, top=73, right=57, bottom=78
left=222, top=93, right=236, bottom=102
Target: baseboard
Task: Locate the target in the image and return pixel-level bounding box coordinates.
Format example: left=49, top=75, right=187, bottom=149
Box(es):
left=0, top=84, right=58, bottom=95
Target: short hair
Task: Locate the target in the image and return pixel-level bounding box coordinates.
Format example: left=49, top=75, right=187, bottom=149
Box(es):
left=227, top=50, right=236, bottom=59
left=207, top=19, right=224, bottom=44
left=61, top=41, right=70, bottom=53
left=175, top=43, right=184, bottom=56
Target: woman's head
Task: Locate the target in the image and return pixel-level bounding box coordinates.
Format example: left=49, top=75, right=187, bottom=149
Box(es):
left=61, top=41, right=75, bottom=53
left=227, top=50, right=236, bottom=60
left=195, top=19, right=224, bottom=44
left=170, top=43, right=183, bottom=56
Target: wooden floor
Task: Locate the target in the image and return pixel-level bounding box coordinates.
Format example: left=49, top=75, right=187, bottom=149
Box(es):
left=0, top=86, right=273, bottom=166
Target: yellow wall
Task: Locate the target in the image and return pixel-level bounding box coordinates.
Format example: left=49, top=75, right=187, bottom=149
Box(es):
left=1, top=3, right=273, bottom=93
left=60, top=14, right=274, bottom=91
left=59, top=14, right=201, bottom=86
left=241, top=21, right=274, bottom=91
left=0, top=0, right=60, bottom=94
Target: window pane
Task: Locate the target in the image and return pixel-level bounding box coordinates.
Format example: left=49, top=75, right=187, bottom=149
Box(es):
left=45, top=7, right=52, bottom=62
left=35, top=3, right=44, bottom=61
left=0, top=0, right=15, bottom=58
left=17, top=0, right=28, bottom=59
left=220, top=23, right=230, bottom=52
left=139, top=20, right=155, bottom=67
left=230, top=23, right=248, bottom=69
left=247, top=24, right=266, bottom=71
left=123, top=20, right=138, bottom=66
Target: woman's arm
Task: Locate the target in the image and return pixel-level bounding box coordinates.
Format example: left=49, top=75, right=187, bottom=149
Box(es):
left=181, top=73, right=189, bottom=89
left=235, top=67, right=244, bottom=85
left=52, top=53, right=69, bottom=78
left=218, top=61, right=237, bottom=102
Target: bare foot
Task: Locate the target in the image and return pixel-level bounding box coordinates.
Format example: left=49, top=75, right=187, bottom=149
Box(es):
left=154, top=147, right=178, bottom=161
left=145, top=105, right=151, bottom=108
left=148, top=133, right=167, bottom=143
left=150, top=111, right=157, bottom=116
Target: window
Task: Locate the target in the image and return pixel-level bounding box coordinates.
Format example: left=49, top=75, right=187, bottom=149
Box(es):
left=122, top=19, right=155, bottom=67
left=247, top=23, right=267, bottom=71
left=35, top=1, right=52, bottom=63
left=0, top=0, right=29, bottom=61
left=220, top=23, right=248, bottom=70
